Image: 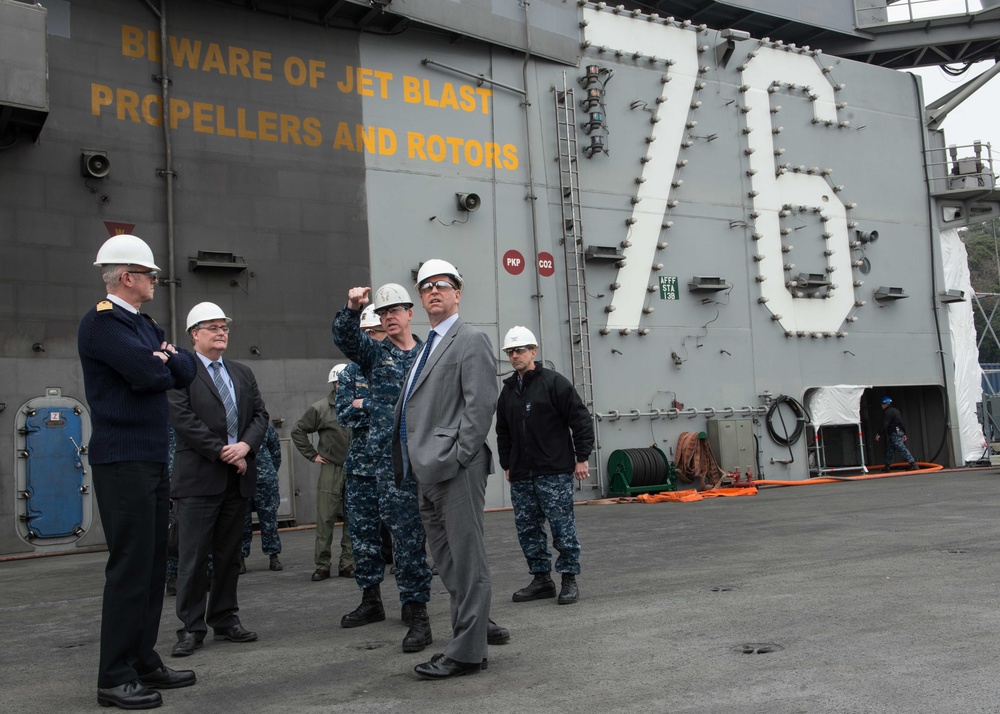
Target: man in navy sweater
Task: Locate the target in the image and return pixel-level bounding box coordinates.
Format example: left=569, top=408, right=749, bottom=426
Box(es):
left=78, top=234, right=198, bottom=710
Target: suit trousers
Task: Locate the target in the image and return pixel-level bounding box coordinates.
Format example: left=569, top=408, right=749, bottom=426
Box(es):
left=416, top=446, right=492, bottom=665
left=92, top=462, right=169, bottom=688
left=175, top=472, right=248, bottom=636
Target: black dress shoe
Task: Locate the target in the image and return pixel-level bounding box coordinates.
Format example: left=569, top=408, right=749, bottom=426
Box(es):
left=138, top=665, right=196, bottom=689
left=311, top=568, right=330, bottom=581
left=214, top=624, right=258, bottom=643
left=170, top=632, right=204, bottom=658
left=414, top=653, right=484, bottom=679
left=97, top=680, right=162, bottom=709
left=487, top=619, right=510, bottom=645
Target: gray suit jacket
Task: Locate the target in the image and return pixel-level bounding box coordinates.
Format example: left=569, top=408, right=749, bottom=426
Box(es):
left=393, top=316, right=497, bottom=485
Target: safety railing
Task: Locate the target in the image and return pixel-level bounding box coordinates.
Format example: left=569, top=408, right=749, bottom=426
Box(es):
left=596, top=406, right=767, bottom=422
left=856, top=0, right=987, bottom=28
left=924, top=141, right=997, bottom=196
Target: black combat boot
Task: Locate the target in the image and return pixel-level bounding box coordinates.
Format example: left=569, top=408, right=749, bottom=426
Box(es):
left=401, top=601, right=417, bottom=627
left=341, top=585, right=386, bottom=628
left=401, top=602, right=432, bottom=653
left=269, top=554, right=283, bottom=571
left=558, top=574, right=579, bottom=605
left=512, top=573, right=556, bottom=602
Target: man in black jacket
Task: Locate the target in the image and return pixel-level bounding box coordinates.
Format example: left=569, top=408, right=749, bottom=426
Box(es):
left=495, top=326, right=594, bottom=606
left=875, top=396, right=919, bottom=472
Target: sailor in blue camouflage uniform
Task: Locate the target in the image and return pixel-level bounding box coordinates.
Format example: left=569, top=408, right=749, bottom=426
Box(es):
left=496, top=326, right=594, bottom=606
left=337, top=306, right=395, bottom=567
left=332, top=284, right=434, bottom=654
left=241, top=423, right=283, bottom=572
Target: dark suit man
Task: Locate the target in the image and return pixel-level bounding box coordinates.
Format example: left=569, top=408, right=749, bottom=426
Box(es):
left=168, top=302, right=269, bottom=657
left=392, top=259, right=505, bottom=679
left=79, top=234, right=198, bottom=709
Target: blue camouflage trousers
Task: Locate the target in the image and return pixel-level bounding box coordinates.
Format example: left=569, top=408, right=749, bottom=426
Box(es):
left=884, top=430, right=916, bottom=470
left=242, top=476, right=282, bottom=557
left=510, top=473, right=581, bottom=575
left=345, top=472, right=431, bottom=604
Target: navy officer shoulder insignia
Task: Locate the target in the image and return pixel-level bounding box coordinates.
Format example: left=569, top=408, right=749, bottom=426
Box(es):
left=96, top=300, right=113, bottom=312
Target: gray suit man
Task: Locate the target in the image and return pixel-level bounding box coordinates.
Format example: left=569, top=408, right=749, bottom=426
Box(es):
left=392, top=259, right=506, bottom=679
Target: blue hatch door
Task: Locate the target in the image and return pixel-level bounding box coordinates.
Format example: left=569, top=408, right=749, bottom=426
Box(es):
left=23, top=407, right=85, bottom=538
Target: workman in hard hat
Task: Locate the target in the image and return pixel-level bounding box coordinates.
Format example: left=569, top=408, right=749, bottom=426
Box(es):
left=291, top=363, right=354, bottom=581
left=875, top=396, right=919, bottom=472
left=332, top=283, right=434, bottom=655
left=79, top=234, right=198, bottom=709
left=335, top=305, right=394, bottom=573
left=168, top=302, right=269, bottom=657
left=393, top=259, right=509, bottom=679
left=496, top=326, right=594, bottom=606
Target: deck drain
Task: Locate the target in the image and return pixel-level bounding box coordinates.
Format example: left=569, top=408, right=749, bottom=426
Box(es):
left=945, top=549, right=968, bottom=554
left=711, top=585, right=734, bottom=592
left=735, top=643, right=784, bottom=655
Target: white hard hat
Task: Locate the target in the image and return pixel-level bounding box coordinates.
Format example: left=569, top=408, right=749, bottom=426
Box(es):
left=185, top=302, right=232, bottom=331
left=372, top=283, right=413, bottom=311
left=94, top=234, right=160, bottom=270
left=416, top=259, right=464, bottom=291
left=328, top=363, right=348, bottom=383
left=360, top=304, right=381, bottom=329
left=502, top=326, right=538, bottom=352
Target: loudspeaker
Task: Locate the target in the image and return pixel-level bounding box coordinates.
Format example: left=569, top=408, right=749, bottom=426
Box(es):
left=456, top=192, right=481, bottom=212
left=856, top=229, right=878, bottom=244
left=81, top=150, right=110, bottom=179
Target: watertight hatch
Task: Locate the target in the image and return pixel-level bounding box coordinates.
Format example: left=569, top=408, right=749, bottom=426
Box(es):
left=23, top=407, right=84, bottom=538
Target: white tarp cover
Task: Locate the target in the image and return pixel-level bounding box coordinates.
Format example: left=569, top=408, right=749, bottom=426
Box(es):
left=807, top=385, right=871, bottom=427
left=940, top=227, right=988, bottom=463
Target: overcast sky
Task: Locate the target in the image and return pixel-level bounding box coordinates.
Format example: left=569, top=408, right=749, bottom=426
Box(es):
left=910, top=62, right=1000, bottom=155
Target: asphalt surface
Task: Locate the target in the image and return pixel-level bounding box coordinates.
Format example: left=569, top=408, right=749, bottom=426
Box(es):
left=3, top=469, right=1000, bottom=713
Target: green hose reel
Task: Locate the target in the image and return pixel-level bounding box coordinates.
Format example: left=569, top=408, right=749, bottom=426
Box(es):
left=607, top=446, right=677, bottom=496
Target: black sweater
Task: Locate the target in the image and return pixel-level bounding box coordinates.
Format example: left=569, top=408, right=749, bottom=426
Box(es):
left=496, top=363, right=594, bottom=482
left=78, top=300, right=196, bottom=464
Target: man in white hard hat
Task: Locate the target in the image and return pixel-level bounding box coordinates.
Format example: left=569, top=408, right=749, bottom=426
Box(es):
left=393, top=259, right=508, bottom=679
left=496, top=326, right=593, bottom=606
left=168, top=302, right=269, bottom=658
left=332, top=283, right=435, bottom=655
left=336, top=305, right=395, bottom=571
left=79, top=234, right=198, bottom=709
left=291, top=363, right=354, bottom=581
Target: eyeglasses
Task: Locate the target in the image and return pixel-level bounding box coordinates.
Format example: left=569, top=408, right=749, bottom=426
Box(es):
left=504, top=346, right=534, bottom=356
left=126, top=269, right=158, bottom=282
left=197, top=324, right=230, bottom=334
left=375, top=305, right=408, bottom=318
left=418, top=280, right=456, bottom=294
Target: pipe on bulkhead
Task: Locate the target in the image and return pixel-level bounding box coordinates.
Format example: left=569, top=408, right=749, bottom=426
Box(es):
left=520, top=1, right=546, bottom=348
left=143, top=0, right=179, bottom=342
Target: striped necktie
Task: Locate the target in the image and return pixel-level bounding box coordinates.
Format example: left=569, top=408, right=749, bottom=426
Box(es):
left=210, top=361, right=239, bottom=438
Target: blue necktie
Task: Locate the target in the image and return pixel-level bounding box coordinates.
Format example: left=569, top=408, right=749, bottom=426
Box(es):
left=400, top=331, right=436, bottom=444
left=210, top=361, right=239, bottom=439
